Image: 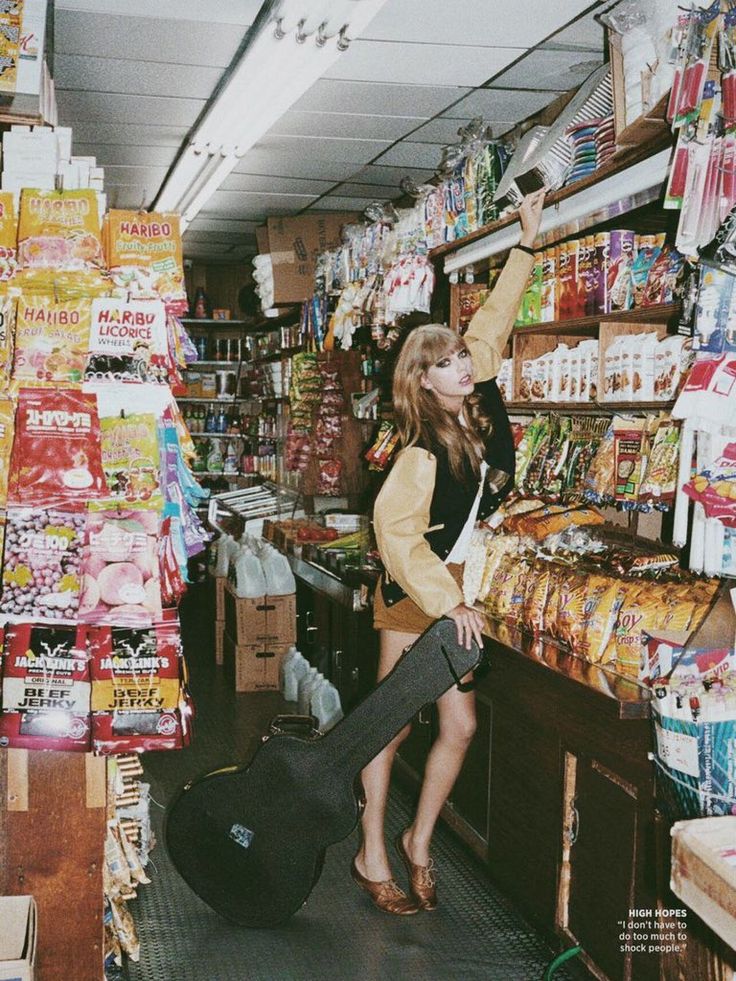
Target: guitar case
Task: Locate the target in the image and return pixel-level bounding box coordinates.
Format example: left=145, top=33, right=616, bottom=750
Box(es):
left=165, top=618, right=482, bottom=927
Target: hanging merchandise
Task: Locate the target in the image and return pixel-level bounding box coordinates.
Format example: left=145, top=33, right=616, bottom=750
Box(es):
left=0, top=294, right=15, bottom=391
left=103, top=210, right=188, bottom=315
left=12, top=295, right=91, bottom=388
left=86, top=298, right=171, bottom=384
left=0, top=190, right=18, bottom=282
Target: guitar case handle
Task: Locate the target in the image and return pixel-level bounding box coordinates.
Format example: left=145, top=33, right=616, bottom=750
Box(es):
left=439, top=641, right=490, bottom=693
left=268, top=714, right=321, bottom=739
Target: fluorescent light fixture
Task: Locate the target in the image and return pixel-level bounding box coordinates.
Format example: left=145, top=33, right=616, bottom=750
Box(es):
left=155, top=0, right=391, bottom=229
left=443, top=148, right=673, bottom=275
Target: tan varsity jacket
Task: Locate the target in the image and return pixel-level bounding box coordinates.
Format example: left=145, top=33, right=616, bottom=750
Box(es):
left=373, top=246, right=535, bottom=619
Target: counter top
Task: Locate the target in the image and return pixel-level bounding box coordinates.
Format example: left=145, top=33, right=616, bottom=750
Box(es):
left=288, top=551, right=652, bottom=721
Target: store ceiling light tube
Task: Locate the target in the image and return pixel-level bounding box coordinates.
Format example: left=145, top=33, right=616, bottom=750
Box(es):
left=443, top=148, right=673, bottom=276
left=155, top=0, right=390, bottom=228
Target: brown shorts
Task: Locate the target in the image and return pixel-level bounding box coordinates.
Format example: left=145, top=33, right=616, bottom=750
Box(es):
left=373, top=563, right=464, bottom=634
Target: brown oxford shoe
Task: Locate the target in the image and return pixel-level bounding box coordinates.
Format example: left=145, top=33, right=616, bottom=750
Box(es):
left=350, top=858, right=420, bottom=915
left=395, top=830, right=437, bottom=911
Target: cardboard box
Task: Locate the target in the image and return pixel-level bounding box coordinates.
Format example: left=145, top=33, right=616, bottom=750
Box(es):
left=223, top=632, right=287, bottom=692
left=214, top=576, right=226, bottom=620
left=215, top=617, right=225, bottom=666
left=224, top=583, right=296, bottom=647
left=266, top=212, right=359, bottom=304
left=0, top=895, right=37, bottom=981
left=671, top=816, right=736, bottom=951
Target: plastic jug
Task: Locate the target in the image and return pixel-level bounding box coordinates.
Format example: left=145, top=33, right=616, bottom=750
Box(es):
left=261, top=545, right=296, bottom=596
left=298, top=668, right=322, bottom=716
left=311, top=680, right=343, bottom=732
left=284, top=652, right=309, bottom=702
left=233, top=547, right=267, bottom=598
left=280, top=646, right=302, bottom=701
left=214, top=533, right=233, bottom=578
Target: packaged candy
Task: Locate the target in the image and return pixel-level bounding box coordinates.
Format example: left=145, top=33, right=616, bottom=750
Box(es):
left=104, top=210, right=187, bottom=315
left=9, top=389, right=106, bottom=510
left=0, top=294, right=16, bottom=391
left=79, top=509, right=162, bottom=627
left=86, top=298, right=170, bottom=384
left=0, top=191, right=18, bottom=281
left=97, top=412, right=163, bottom=511
left=17, top=189, right=104, bottom=271
left=1, top=509, right=87, bottom=622
left=0, top=397, right=14, bottom=507
left=13, top=296, right=91, bottom=388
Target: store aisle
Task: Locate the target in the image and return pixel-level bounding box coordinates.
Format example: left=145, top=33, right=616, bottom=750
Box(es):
left=127, top=585, right=577, bottom=981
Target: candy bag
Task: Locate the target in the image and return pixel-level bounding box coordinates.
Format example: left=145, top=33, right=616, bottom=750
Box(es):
left=86, top=298, right=170, bottom=384
left=13, top=295, right=91, bottom=388
left=17, top=189, right=104, bottom=271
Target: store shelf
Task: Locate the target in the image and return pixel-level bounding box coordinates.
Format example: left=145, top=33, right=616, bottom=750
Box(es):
left=176, top=396, right=246, bottom=403
left=184, top=360, right=241, bottom=369
left=181, top=307, right=299, bottom=333
left=190, top=432, right=284, bottom=442
left=506, top=399, right=676, bottom=414
left=251, top=346, right=303, bottom=364
left=512, top=302, right=682, bottom=336
left=430, top=130, right=673, bottom=263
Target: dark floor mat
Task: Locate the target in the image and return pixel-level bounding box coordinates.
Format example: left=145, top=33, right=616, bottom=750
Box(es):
left=125, top=585, right=578, bottom=981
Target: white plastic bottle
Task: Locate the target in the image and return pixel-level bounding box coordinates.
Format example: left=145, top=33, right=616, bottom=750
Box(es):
left=311, top=679, right=344, bottom=732
left=280, top=646, right=301, bottom=700
left=298, top=667, right=322, bottom=716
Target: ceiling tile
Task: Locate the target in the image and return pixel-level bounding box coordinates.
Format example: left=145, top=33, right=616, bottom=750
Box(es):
left=307, top=197, right=372, bottom=213
left=443, top=88, right=560, bottom=121
left=103, top=164, right=169, bottom=188
left=327, top=182, right=400, bottom=198
left=72, top=144, right=176, bottom=168
left=187, top=217, right=261, bottom=234
left=55, top=54, right=222, bottom=100
left=292, top=79, right=471, bottom=118
left=324, top=40, right=525, bottom=88
left=57, top=90, right=205, bottom=128
left=544, top=10, right=606, bottom=51
left=200, top=190, right=319, bottom=220
left=270, top=110, right=424, bottom=142
left=374, top=142, right=443, bottom=170
left=55, top=9, right=244, bottom=67
left=55, top=0, right=259, bottom=24
left=254, top=134, right=390, bottom=165
left=350, top=165, right=437, bottom=185
left=183, top=230, right=255, bottom=244
left=489, top=48, right=605, bottom=92
left=220, top=173, right=337, bottom=195
left=69, top=122, right=188, bottom=148
left=363, top=0, right=600, bottom=47
left=106, top=185, right=159, bottom=209
left=234, top=150, right=361, bottom=182
left=179, top=242, right=235, bottom=256
left=409, top=117, right=514, bottom=144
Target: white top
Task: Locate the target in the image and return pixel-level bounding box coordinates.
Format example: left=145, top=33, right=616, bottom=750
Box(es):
left=445, top=460, right=488, bottom=565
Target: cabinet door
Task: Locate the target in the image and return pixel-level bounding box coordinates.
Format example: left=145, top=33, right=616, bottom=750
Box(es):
left=448, top=695, right=492, bottom=842
left=397, top=705, right=435, bottom=780
left=562, top=756, right=657, bottom=981
left=329, top=601, right=360, bottom=711
left=295, top=577, right=313, bottom=654
left=306, top=590, right=332, bottom=676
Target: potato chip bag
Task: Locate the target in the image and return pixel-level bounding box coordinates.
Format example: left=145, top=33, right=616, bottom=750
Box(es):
left=18, top=189, right=104, bottom=271
left=13, top=296, right=91, bottom=388
left=543, top=566, right=568, bottom=637
left=484, top=554, right=518, bottom=620
left=556, top=570, right=589, bottom=648
left=579, top=575, right=625, bottom=663
left=612, top=581, right=673, bottom=677
left=522, top=562, right=552, bottom=633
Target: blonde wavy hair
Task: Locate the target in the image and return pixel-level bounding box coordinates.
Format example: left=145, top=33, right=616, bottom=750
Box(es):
left=392, top=324, right=491, bottom=484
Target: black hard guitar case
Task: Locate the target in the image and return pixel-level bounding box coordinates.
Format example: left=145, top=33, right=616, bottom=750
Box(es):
left=165, top=618, right=481, bottom=927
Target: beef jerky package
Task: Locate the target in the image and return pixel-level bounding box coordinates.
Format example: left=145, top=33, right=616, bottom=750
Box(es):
left=9, top=389, right=106, bottom=509
left=1, top=509, right=86, bottom=622
left=89, top=621, right=182, bottom=712
left=1, top=623, right=90, bottom=715
left=0, top=709, right=91, bottom=751
left=92, top=708, right=185, bottom=754
left=79, top=510, right=162, bottom=627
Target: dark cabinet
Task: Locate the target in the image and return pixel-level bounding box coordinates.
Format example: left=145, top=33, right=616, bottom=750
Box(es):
left=446, top=694, right=492, bottom=844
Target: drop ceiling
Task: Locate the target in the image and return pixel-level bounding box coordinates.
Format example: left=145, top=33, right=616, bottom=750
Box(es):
left=54, top=0, right=607, bottom=263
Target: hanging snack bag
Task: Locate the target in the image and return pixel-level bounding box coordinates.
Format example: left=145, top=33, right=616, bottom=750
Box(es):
left=0, top=294, right=16, bottom=392
left=96, top=412, right=163, bottom=512
left=0, top=190, right=17, bottom=281
left=0, top=397, right=14, bottom=507
left=640, top=419, right=681, bottom=509
left=92, top=705, right=185, bottom=755
left=555, top=570, right=590, bottom=648
left=1, top=508, right=86, bottom=622
left=89, top=621, right=182, bottom=713
left=613, top=416, right=645, bottom=504
left=9, top=389, right=106, bottom=509
left=1, top=623, right=90, bottom=715
left=86, top=298, right=170, bottom=384
left=17, top=189, right=104, bottom=271
left=79, top=509, right=162, bottom=626
left=13, top=295, right=91, bottom=388
left=579, top=575, right=625, bottom=663
left=521, top=562, right=552, bottom=633
left=104, top=210, right=187, bottom=315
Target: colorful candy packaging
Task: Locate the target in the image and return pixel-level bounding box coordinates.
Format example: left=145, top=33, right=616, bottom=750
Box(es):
left=97, top=412, right=163, bottom=512
left=0, top=190, right=18, bottom=281
left=104, top=210, right=187, bottom=315
left=12, top=295, right=91, bottom=388
left=79, top=509, right=162, bottom=627
left=17, top=189, right=104, bottom=271
left=8, top=389, right=106, bottom=510
left=0, top=397, right=14, bottom=507
left=0, top=294, right=16, bottom=391
left=1, top=509, right=86, bottom=622
left=86, top=298, right=170, bottom=384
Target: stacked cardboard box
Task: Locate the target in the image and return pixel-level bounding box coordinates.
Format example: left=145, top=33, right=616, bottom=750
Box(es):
left=214, top=576, right=226, bottom=666
left=223, top=582, right=296, bottom=692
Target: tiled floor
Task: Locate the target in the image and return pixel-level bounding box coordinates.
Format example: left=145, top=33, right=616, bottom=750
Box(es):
left=125, top=584, right=579, bottom=981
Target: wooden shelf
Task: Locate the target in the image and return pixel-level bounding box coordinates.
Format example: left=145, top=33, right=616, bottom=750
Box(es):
left=513, top=302, right=682, bottom=336
left=181, top=307, right=299, bottom=333
left=506, top=399, right=676, bottom=415
left=430, top=130, right=673, bottom=262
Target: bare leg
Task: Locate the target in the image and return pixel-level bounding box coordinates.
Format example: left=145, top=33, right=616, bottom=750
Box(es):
left=402, top=676, right=476, bottom=866
left=355, top=627, right=419, bottom=881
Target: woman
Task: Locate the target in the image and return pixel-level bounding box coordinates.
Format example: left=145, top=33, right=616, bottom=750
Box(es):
left=351, top=189, right=546, bottom=915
